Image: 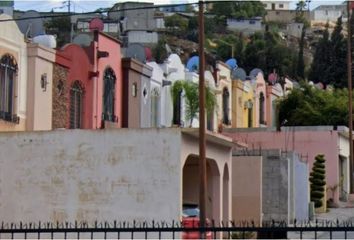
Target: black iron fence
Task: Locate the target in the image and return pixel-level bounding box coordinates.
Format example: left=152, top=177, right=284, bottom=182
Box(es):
left=1, top=220, right=354, bottom=239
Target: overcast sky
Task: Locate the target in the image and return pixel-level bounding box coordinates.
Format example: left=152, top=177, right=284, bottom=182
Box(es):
left=13, top=0, right=344, bottom=13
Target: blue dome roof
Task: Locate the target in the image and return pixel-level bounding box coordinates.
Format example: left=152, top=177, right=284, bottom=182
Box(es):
left=186, top=56, right=199, bottom=72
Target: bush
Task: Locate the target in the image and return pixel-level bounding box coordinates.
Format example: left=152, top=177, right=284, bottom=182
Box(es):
left=309, top=154, right=326, bottom=208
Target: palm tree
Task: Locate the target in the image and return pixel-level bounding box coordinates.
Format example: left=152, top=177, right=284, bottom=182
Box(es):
left=171, top=80, right=216, bottom=127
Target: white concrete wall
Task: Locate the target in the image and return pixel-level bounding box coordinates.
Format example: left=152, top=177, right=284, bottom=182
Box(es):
left=339, top=134, right=350, bottom=198
left=0, top=129, right=182, bottom=223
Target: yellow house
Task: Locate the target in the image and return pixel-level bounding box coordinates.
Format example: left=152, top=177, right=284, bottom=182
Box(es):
left=215, top=61, right=232, bottom=130
left=242, top=80, right=256, bottom=128
left=231, top=79, right=244, bottom=128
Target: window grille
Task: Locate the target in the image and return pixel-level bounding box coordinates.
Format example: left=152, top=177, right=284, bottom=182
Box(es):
left=69, top=81, right=84, bottom=129
left=222, top=88, right=230, bottom=125
left=102, top=68, right=116, bottom=122
left=0, top=54, right=18, bottom=123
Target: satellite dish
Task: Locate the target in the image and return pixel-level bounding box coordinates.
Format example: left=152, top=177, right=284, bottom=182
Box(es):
left=225, top=58, right=238, bottom=70
left=250, top=68, right=263, bottom=79
left=268, top=73, right=278, bottom=85
left=89, top=18, right=104, bottom=32
left=232, top=67, right=247, bottom=81
left=186, top=56, right=199, bottom=72
left=73, top=34, right=93, bottom=47
left=16, top=10, right=44, bottom=38
left=126, top=43, right=147, bottom=63
left=33, top=35, right=57, bottom=48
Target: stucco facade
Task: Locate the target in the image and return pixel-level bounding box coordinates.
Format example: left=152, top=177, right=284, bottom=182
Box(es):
left=0, top=14, right=28, bottom=131
left=26, top=43, right=56, bottom=131
left=224, top=126, right=350, bottom=204
left=55, top=31, right=122, bottom=129
left=0, top=128, right=233, bottom=225
left=122, top=58, right=153, bottom=128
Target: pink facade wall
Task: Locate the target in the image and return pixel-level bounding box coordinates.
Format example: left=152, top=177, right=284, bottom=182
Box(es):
left=95, top=33, right=122, bottom=128
left=55, top=32, right=122, bottom=129
left=224, top=129, right=341, bottom=202
left=57, top=44, right=93, bottom=129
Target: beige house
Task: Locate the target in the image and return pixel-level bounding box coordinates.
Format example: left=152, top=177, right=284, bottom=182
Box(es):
left=0, top=128, right=235, bottom=226
left=0, top=14, right=28, bottom=131
left=26, top=43, right=56, bottom=131
left=215, top=61, right=232, bottom=130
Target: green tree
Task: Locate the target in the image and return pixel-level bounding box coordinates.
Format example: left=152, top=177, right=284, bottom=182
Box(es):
left=308, top=23, right=332, bottom=85
left=210, top=1, right=266, bottom=18
left=296, top=25, right=306, bottom=80
left=164, top=14, right=189, bottom=37
left=278, top=83, right=349, bottom=126
left=44, top=16, right=71, bottom=48
left=153, top=38, right=168, bottom=64
left=329, top=16, right=347, bottom=88
left=310, top=155, right=326, bottom=208
left=171, top=80, right=216, bottom=127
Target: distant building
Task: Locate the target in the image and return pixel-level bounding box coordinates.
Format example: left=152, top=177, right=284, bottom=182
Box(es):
left=0, top=0, right=14, bottom=16
left=265, top=10, right=310, bottom=24
left=311, top=4, right=347, bottom=23
left=262, top=1, right=290, bottom=10
left=226, top=17, right=263, bottom=35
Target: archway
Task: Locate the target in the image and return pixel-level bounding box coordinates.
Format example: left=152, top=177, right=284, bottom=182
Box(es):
left=182, top=155, right=221, bottom=221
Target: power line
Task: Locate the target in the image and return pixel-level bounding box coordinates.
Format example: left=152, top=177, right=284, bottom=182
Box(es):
left=0, top=1, right=201, bottom=22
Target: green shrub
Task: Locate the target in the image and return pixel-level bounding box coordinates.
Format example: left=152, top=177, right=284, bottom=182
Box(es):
left=310, top=154, right=326, bottom=208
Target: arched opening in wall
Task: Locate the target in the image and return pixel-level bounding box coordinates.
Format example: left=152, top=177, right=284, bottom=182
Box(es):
left=222, top=88, right=230, bottom=125
left=173, top=89, right=182, bottom=126
left=102, top=67, right=116, bottom=123
left=259, top=92, right=265, bottom=125
left=182, top=155, right=221, bottom=222
left=69, top=81, right=84, bottom=129
left=207, top=107, right=214, bottom=131
left=222, top=164, right=230, bottom=226
left=247, top=100, right=253, bottom=128
left=0, top=54, right=18, bottom=123
left=151, top=87, right=160, bottom=127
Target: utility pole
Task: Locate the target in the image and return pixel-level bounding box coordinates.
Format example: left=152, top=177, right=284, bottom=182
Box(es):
left=68, top=0, right=74, bottom=42
left=198, top=0, right=207, bottom=235
left=347, top=0, right=354, bottom=193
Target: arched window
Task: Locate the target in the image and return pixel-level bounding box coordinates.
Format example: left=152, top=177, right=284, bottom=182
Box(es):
left=151, top=88, right=160, bottom=127
left=173, top=89, right=182, bottom=126
left=69, top=81, right=84, bottom=129
left=102, top=67, right=116, bottom=122
left=222, top=88, right=230, bottom=125
left=0, top=54, right=18, bottom=123
left=259, top=92, right=265, bottom=125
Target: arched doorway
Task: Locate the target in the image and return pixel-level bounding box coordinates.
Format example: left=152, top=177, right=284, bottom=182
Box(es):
left=102, top=67, right=116, bottom=122
left=69, top=81, right=84, bottom=129
left=182, top=155, right=220, bottom=221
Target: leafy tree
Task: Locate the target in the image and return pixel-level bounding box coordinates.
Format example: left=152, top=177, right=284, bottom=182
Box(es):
left=44, top=16, right=71, bottom=48
left=308, top=23, right=332, bottom=85
left=297, top=25, right=306, bottom=80
left=164, top=14, right=189, bottom=37
left=329, top=16, right=347, bottom=88
left=210, top=1, right=266, bottom=18
left=171, top=80, right=216, bottom=127
left=310, top=155, right=326, bottom=208
left=153, top=37, right=168, bottom=64
left=278, top=83, right=349, bottom=126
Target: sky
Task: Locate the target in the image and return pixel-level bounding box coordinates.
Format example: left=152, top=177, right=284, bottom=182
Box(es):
left=12, top=0, right=345, bottom=13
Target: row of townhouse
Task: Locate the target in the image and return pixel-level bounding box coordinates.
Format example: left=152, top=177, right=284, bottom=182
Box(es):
left=0, top=13, right=293, bottom=134
left=1, top=13, right=350, bottom=227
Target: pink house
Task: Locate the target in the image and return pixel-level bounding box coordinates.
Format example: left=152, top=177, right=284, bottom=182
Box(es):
left=224, top=126, right=351, bottom=204
left=54, top=31, right=122, bottom=129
